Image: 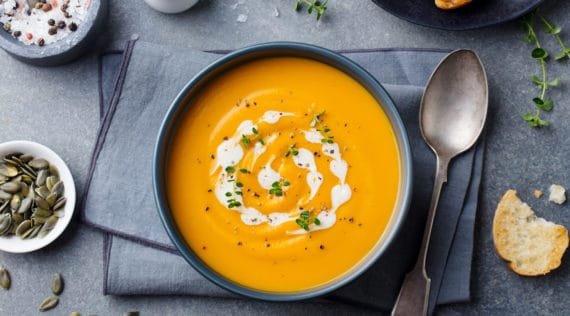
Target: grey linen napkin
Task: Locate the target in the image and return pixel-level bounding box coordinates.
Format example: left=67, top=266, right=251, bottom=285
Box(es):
left=82, top=40, right=486, bottom=313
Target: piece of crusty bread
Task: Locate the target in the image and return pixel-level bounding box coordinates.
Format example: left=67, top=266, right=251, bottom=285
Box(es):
left=435, top=0, right=472, bottom=10
left=493, top=190, right=569, bottom=276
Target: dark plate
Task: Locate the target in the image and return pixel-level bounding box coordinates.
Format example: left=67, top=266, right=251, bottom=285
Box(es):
left=372, top=0, right=545, bottom=31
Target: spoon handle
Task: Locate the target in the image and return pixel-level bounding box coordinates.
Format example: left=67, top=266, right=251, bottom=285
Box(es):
left=391, top=156, right=449, bottom=316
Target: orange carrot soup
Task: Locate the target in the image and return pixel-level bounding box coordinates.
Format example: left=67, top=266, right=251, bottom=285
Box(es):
left=167, top=56, right=401, bottom=293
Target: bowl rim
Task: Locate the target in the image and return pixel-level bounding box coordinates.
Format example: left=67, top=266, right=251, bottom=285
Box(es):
left=0, top=140, right=76, bottom=253
left=153, top=41, right=413, bottom=301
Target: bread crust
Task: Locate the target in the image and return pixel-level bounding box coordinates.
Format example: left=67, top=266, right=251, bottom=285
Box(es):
left=435, top=0, right=472, bottom=10
left=493, top=190, right=569, bottom=276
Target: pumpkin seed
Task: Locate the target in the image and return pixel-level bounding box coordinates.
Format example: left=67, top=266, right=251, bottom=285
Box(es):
left=53, top=197, right=66, bottom=211
left=0, top=164, right=18, bottom=177
left=71, top=312, right=81, bottom=316
left=35, top=196, right=50, bottom=210
left=1, top=181, right=20, bottom=193
left=33, top=207, right=52, bottom=218
left=27, top=224, right=42, bottom=238
left=0, top=214, right=12, bottom=235
left=0, top=266, right=10, bottom=289
left=38, top=296, right=59, bottom=312
left=35, top=186, right=50, bottom=199
left=15, top=219, right=32, bottom=237
left=0, top=190, right=11, bottom=200
left=46, top=175, right=58, bottom=191
left=38, top=216, right=57, bottom=238
left=30, top=158, right=49, bottom=170
left=36, top=169, right=48, bottom=186
left=49, top=164, right=59, bottom=177
left=51, top=181, right=64, bottom=197
left=18, top=197, right=32, bottom=214
left=51, top=273, right=63, bottom=295
left=46, top=192, right=58, bottom=207
left=0, top=200, right=9, bottom=213
left=20, top=182, right=29, bottom=196
left=10, top=194, right=20, bottom=212
left=19, top=154, right=33, bottom=163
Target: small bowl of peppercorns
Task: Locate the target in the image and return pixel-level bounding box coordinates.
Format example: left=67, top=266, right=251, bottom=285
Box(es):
left=0, top=0, right=108, bottom=66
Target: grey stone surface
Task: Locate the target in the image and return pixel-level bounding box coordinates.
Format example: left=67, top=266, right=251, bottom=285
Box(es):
left=0, top=0, right=569, bottom=314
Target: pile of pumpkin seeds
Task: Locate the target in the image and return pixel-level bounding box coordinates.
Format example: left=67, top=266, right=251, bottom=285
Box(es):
left=0, top=152, right=66, bottom=239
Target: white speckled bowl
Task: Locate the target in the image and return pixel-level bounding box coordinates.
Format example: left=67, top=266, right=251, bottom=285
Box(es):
left=0, top=140, right=76, bottom=253
left=0, top=0, right=108, bottom=66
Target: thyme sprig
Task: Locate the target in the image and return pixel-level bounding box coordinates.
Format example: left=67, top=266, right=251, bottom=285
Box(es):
left=295, top=210, right=321, bottom=231
left=294, top=0, right=327, bottom=21
left=537, top=11, right=570, bottom=60
left=521, top=15, right=557, bottom=128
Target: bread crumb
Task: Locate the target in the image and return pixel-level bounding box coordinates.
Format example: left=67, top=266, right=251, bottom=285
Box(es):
left=534, top=190, right=543, bottom=198
left=549, top=184, right=566, bottom=204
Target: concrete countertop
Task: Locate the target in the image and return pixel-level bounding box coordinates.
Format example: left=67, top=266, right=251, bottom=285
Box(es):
left=1, top=0, right=569, bottom=314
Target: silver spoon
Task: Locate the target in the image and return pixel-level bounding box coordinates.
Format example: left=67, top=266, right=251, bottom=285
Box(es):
left=391, top=49, right=488, bottom=316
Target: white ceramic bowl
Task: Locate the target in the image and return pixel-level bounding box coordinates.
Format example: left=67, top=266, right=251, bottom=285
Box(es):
left=0, top=141, right=76, bottom=253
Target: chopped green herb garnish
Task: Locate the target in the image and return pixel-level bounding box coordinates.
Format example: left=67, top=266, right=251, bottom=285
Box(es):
left=269, top=179, right=289, bottom=197
left=239, top=168, right=249, bottom=174
left=295, top=210, right=321, bottom=231
left=225, top=166, right=235, bottom=173
left=236, top=182, right=244, bottom=188
left=241, top=135, right=252, bottom=148
left=227, top=199, right=242, bottom=208
left=285, top=143, right=299, bottom=157
left=310, top=111, right=326, bottom=127
left=252, top=127, right=258, bottom=134
left=310, top=110, right=335, bottom=143
left=225, top=192, right=232, bottom=197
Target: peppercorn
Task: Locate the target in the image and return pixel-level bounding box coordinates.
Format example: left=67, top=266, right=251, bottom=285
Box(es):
left=57, top=21, right=66, bottom=29
left=33, top=2, right=43, bottom=9
left=37, top=38, right=45, bottom=46
left=2, top=23, right=10, bottom=32
left=47, top=19, right=55, bottom=26
left=68, top=22, right=77, bottom=32
left=13, top=30, right=21, bottom=37
left=42, top=3, right=52, bottom=11
left=63, top=12, right=71, bottom=18
left=26, top=33, right=33, bottom=40
left=61, top=4, right=68, bottom=11
left=48, top=26, right=57, bottom=35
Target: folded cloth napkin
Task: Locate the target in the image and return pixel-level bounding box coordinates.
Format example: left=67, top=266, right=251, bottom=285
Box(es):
left=82, top=40, right=486, bottom=314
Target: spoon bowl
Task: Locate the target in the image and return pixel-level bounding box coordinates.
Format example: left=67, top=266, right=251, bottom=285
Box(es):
left=392, top=49, right=488, bottom=316
left=421, top=50, right=488, bottom=160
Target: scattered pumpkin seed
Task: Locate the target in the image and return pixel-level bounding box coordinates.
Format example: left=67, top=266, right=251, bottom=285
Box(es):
left=51, top=273, right=63, bottom=295
left=0, top=266, right=10, bottom=289
left=38, top=296, right=59, bottom=312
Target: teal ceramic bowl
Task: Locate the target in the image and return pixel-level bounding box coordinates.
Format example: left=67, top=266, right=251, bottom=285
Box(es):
left=153, top=42, right=413, bottom=301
